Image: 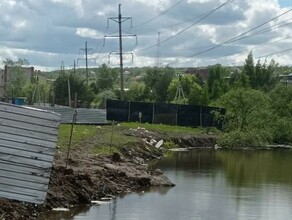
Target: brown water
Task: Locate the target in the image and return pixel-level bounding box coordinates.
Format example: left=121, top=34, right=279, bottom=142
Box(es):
left=40, top=149, right=292, bottom=220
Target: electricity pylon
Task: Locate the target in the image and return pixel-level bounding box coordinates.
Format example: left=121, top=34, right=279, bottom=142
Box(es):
left=105, top=4, right=137, bottom=100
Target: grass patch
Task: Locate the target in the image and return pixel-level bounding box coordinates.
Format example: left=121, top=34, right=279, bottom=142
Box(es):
left=57, top=124, right=99, bottom=150
left=57, top=124, right=138, bottom=154
left=100, top=127, right=138, bottom=146
left=119, top=122, right=207, bottom=135
left=92, top=145, right=119, bottom=156
left=163, top=140, right=179, bottom=149
left=57, top=122, right=219, bottom=155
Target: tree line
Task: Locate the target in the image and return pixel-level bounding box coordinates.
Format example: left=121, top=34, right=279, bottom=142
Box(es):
left=2, top=52, right=292, bottom=147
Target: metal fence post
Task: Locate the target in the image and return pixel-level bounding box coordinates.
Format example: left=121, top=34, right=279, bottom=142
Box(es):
left=128, top=101, right=131, bottom=122
left=152, top=102, right=155, bottom=124
left=200, top=106, right=203, bottom=127
left=176, top=105, right=178, bottom=126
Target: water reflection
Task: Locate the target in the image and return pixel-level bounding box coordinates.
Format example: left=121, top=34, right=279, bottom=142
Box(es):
left=43, top=149, right=292, bottom=220
left=216, top=150, right=292, bottom=186
left=150, top=149, right=220, bottom=171
left=38, top=205, right=90, bottom=220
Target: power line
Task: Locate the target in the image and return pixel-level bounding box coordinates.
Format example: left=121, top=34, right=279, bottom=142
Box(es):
left=226, top=17, right=292, bottom=44
left=156, top=32, right=161, bottom=67
left=133, top=0, right=185, bottom=28
left=135, top=0, right=234, bottom=53
left=201, top=36, right=292, bottom=66
left=256, top=47, right=292, bottom=59
left=201, top=36, right=292, bottom=63
left=227, top=46, right=292, bottom=66
left=163, top=10, right=217, bottom=30
left=183, top=24, right=292, bottom=64
left=168, top=8, right=292, bottom=66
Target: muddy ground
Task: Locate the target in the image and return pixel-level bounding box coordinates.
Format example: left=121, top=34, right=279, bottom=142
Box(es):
left=0, top=127, right=216, bottom=220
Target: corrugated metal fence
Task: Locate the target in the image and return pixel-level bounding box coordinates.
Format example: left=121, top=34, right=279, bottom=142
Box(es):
left=0, top=102, right=61, bottom=204
left=31, top=106, right=107, bottom=124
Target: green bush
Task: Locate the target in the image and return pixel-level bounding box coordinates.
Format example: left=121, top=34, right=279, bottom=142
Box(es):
left=272, top=117, right=292, bottom=144
left=218, top=129, right=270, bottom=149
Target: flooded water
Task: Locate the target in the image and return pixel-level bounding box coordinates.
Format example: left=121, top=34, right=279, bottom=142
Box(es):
left=41, top=149, right=292, bottom=220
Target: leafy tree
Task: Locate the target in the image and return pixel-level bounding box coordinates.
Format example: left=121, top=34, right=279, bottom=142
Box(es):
left=93, top=64, right=118, bottom=93
left=262, top=59, right=279, bottom=91
left=5, top=68, right=27, bottom=98
left=243, top=51, right=255, bottom=86
left=188, top=83, right=203, bottom=105
left=242, top=52, right=279, bottom=90
left=125, top=81, right=148, bottom=101
left=3, top=58, right=30, bottom=66
left=267, top=84, right=292, bottom=143
left=143, top=67, right=175, bottom=103
left=272, top=117, right=292, bottom=144
left=215, top=88, right=275, bottom=148
left=207, top=64, right=229, bottom=101
left=3, top=58, right=31, bottom=98
left=22, top=83, right=34, bottom=104
left=254, top=59, right=262, bottom=88
left=91, top=89, right=117, bottom=108
left=229, top=69, right=241, bottom=86
left=234, top=72, right=250, bottom=88
left=201, top=83, right=209, bottom=105
left=167, top=75, right=195, bottom=101
left=270, top=84, right=292, bottom=118
left=53, top=73, right=94, bottom=107
left=210, top=80, right=223, bottom=100
left=216, top=88, right=272, bottom=131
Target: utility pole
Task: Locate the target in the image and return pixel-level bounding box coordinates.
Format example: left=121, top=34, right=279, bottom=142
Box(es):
left=106, top=4, right=137, bottom=100
left=73, top=60, right=76, bottom=74
left=156, top=32, right=161, bottom=67
left=68, top=77, right=71, bottom=107
left=79, top=41, right=93, bottom=85
left=60, top=61, right=65, bottom=75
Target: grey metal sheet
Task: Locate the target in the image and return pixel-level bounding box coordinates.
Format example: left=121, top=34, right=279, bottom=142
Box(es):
left=31, top=106, right=107, bottom=124
left=76, top=108, right=107, bottom=124
left=0, top=102, right=60, bottom=204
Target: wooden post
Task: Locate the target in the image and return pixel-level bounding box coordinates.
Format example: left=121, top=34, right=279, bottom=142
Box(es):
left=66, top=93, right=77, bottom=168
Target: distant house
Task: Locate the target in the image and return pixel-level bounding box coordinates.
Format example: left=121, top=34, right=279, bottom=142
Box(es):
left=5, top=65, right=35, bottom=82
left=279, top=73, right=292, bottom=86
left=0, top=65, right=35, bottom=98
left=185, top=68, right=209, bottom=82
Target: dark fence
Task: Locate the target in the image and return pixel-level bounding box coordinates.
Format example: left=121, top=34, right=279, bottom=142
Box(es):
left=106, top=99, right=225, bottom=129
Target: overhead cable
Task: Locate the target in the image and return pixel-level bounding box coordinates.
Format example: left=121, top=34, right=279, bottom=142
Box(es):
left=135, top=0, right=234, bottom=53
left=133, top=0, right=185, bottom=28
left=167, top=8, right=292, bottom=65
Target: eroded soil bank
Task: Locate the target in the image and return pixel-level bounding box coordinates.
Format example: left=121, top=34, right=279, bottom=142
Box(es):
left=0, top=128, right=216, bottom=220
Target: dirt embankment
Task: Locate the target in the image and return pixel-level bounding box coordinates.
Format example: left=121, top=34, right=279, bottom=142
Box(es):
left=0, top=128, right=216, bottom=220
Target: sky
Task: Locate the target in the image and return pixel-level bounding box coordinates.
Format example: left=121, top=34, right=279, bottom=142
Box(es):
left=0, top=0, right=291, bottom=71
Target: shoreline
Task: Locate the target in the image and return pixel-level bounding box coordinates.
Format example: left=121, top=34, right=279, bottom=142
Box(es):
left=0, top=139, right=176, bottom=220
left=2, top=125, right=288, bottom=220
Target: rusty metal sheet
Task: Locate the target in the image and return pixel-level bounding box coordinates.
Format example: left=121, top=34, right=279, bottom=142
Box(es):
left=0, top=102, right=60, bottom=204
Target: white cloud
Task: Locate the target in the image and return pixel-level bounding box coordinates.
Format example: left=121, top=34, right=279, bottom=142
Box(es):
left=132, top=0, right=169, bottom=11
left=75, top=28, right=104, bottom=39
left=0, top=0, right=291, bottom=70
